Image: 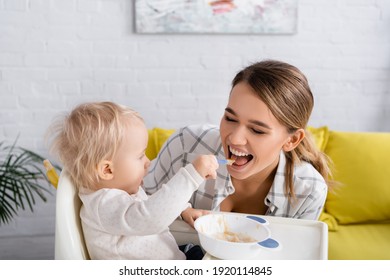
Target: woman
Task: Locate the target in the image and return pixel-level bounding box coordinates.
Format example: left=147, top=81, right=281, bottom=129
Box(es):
left=143, top=60, right=331, bottom=227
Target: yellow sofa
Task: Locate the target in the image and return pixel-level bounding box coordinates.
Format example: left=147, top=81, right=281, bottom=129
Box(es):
left=309, top=127, right=390, bottom=260
left=146, top=127, right=390, bottom=260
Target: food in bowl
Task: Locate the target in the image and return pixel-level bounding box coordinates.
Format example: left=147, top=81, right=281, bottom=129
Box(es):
left=194, top=213, right=280, bottom=259
left=207, top=214, right=258, bottom=243
left=214, top=231, right=257, bottom=243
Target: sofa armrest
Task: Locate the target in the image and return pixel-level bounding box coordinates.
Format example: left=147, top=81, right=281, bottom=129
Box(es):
left=169, top=219, right=200, bottom=246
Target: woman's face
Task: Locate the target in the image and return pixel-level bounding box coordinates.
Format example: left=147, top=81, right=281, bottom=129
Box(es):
left=219, top=82, right=292, bottom=181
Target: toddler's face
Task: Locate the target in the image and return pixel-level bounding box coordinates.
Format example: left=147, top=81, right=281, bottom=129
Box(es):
left=110, top=120, right=150, bottom=195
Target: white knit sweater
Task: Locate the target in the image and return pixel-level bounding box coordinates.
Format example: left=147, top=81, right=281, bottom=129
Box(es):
left=79, top=164, right=203, bottom=259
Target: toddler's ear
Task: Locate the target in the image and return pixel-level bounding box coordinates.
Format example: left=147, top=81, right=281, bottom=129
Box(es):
left=97, top=160, right=114, bottom=180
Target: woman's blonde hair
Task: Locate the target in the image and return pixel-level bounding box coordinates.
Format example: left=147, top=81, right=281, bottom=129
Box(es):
left=232, top=60, right=332, bottom=198
left=48, top=101, right=143, bottom=190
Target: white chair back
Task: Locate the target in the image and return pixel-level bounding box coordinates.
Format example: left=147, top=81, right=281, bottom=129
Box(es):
left=54, top=170, right=89, bottom=260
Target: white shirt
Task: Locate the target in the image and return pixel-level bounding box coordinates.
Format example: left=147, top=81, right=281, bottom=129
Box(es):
left=79, top=164, right=204, bottom=260
left=143, top=124, right=328, bottom=220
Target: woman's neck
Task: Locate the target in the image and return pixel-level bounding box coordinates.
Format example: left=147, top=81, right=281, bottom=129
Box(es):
left=221, top=159, right=279, bottom=215
left=232, top=167, right=276, bottom=196
left=232, top=155, right=279, bottom=191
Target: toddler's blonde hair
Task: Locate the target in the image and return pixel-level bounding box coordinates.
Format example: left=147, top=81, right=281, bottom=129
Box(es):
left=48, top=101, right=143, bottom=190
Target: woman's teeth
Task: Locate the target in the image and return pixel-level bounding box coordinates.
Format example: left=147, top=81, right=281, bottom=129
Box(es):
left=228, top=146, right=254, bottom=166
left=229, top=147, right=250, bottom=157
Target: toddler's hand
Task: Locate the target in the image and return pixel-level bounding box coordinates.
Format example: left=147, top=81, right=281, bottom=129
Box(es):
left=192, top=155, right=218, bottom=179
left=181, top=207, right=209, bottom=228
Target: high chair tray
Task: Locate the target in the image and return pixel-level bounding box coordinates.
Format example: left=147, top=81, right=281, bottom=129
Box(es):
left=201, top=213, right=328, bottom=260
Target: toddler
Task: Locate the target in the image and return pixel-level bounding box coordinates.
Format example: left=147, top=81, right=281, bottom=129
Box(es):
left=48, top=101, right=218, bottom=259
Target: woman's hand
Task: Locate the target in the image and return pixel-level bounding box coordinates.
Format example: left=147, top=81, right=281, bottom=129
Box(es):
left=181, top=207, right=209, bottom=228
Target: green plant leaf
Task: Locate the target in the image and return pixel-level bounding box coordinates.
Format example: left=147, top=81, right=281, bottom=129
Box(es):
left=0, top=139, right=52, bottom=226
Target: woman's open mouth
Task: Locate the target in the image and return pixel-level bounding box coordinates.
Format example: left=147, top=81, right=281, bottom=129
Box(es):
left=228, top=146, right=253, bottom=167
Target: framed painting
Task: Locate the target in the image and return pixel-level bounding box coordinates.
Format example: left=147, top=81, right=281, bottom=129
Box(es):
left=135, top=0, right=298, bottom=34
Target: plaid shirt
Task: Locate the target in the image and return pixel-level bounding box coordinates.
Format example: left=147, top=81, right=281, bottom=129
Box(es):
left=143, top=124, right=327, bottom=220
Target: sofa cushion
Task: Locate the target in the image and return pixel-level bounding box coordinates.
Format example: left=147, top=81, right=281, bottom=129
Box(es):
left=324, top=130, right=390, bottom=224
left=307, top=126, right=329, bottom=152
left=328, top=222, right=390, bottom=260
left=146, top=127, right=175, bottom=160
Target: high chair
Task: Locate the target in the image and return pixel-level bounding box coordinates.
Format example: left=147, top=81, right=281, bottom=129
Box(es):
left=45, top=156, right=197, bottom=260
left=54, top=169, right=90, bottom=259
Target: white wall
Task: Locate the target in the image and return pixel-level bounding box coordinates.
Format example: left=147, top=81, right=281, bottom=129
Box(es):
left=0, top=0, right=389, bottom=259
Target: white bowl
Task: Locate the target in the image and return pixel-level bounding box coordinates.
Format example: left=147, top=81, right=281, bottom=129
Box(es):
left=194, top=213, right=280, bottom=259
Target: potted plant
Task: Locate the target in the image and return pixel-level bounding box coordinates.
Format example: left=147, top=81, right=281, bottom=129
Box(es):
left=0, top=139, right=53, bottom=225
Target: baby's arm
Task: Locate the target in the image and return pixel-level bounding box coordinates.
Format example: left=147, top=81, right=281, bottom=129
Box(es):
left=94, top=165, right=203, bottom=236
left=191, top=154, right=219, bottom=179
left=192, top=155, right=219, bottom=179
left=96, top=156, right=218, bottom=235
left=180, top=155, right=218, bottom=227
